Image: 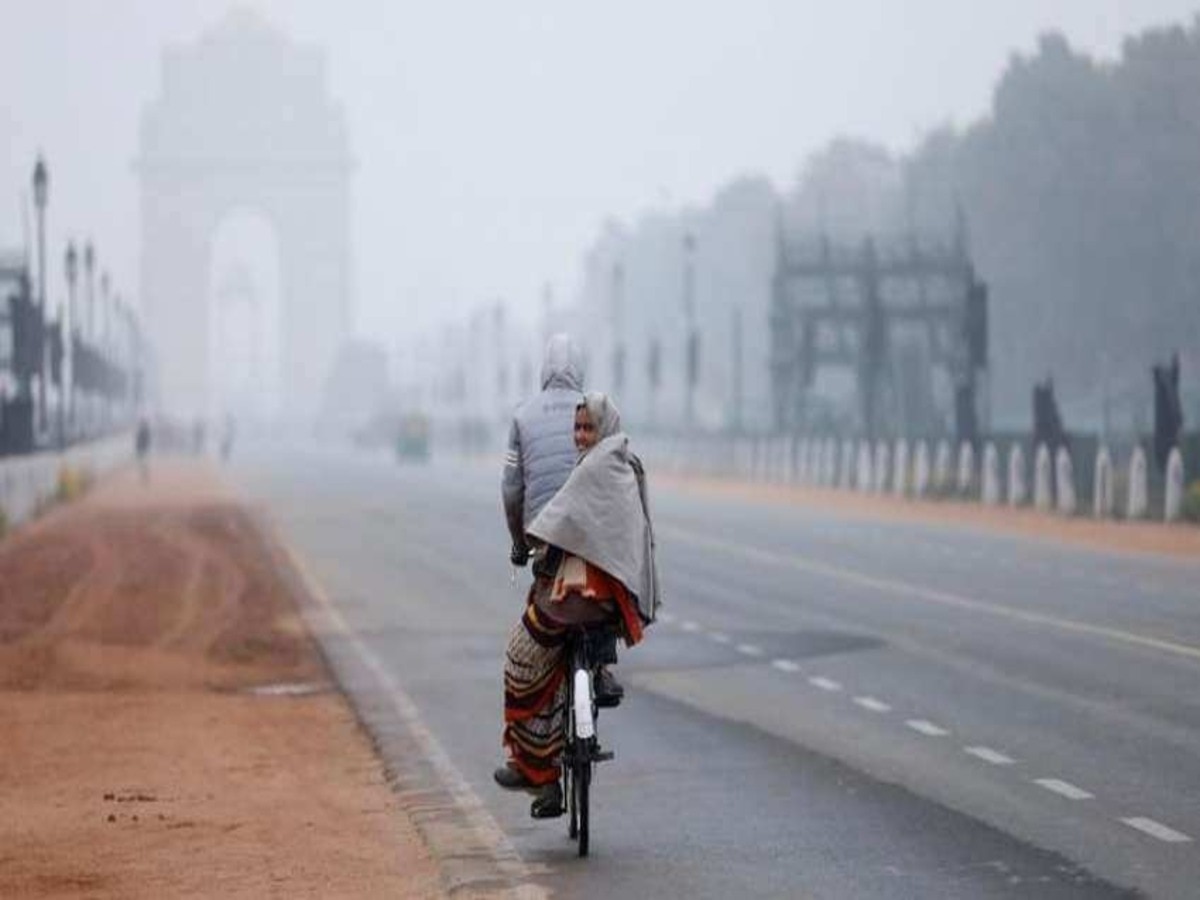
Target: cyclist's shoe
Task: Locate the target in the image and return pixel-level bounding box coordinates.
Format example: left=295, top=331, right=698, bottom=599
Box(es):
left=493, top=764, right=540, bottom=793
left=594, top=667, right=624, bottom=708
left=530, top=782, right=564, bottom=819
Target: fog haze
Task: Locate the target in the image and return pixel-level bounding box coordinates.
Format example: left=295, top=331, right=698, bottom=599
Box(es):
left=2, top=0, right=1196, bottom=343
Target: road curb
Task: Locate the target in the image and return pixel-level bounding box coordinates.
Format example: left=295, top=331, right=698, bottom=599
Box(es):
left=254, top=510, right=547, bottom=900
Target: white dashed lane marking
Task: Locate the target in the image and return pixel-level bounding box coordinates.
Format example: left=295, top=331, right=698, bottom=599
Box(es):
left=681, top=620, right=700, bottom=633
left=736, top=643, right=764, bottom=657
left=808, top=676, right=842, bottom=692
left=906, top=719, right=949, bottom=736
left=1034, top=778, right=1093, bottom=800
left=708, top=631, right=731, bottom=644
left=964, top=746, right=1016, bottom=765
left=853, top=696, right=892, bottom=713
left=1120, top=817, right=1192, bottom=843
left=771, top=659, right=800, bottom=673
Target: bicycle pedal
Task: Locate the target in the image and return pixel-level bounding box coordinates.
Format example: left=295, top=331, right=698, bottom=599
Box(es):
left=594, top=750, right=614, bottom=762
left=530, top=802, right=565, bottom=820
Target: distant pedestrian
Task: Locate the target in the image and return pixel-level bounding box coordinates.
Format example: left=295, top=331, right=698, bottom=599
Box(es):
left=135, top=418, right=152, bottom=483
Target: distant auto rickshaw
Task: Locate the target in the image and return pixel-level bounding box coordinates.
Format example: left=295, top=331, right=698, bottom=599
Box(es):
left=395, top=413, right=430, bottom=462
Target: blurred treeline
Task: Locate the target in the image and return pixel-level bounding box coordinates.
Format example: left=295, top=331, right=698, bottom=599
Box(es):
left=579, top=19, right=1200, bottom=435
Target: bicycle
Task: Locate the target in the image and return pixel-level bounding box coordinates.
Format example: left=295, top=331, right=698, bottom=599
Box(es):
left=560, top=623, right=618, bottom=858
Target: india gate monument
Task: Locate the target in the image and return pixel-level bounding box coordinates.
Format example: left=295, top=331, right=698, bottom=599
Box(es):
left=138, top=10, right=352, bottom=420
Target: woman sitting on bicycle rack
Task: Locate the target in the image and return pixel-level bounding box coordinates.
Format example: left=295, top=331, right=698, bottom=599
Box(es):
left=494, top=391, right=660, bottom=816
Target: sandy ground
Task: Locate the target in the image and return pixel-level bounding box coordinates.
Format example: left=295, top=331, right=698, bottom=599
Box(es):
left=0, top=461, right=444, bottom=899
left=663, top=475, right=1200, bottom=560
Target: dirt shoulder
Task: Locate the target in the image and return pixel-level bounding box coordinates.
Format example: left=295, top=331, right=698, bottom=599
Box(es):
left=662, top=475, right=1200, bottom=560
left=0, top=461, right=443, bottom=899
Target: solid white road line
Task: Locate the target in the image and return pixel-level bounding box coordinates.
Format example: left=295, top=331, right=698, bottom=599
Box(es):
left=808, top=676, right=842, bottom=692
left=853, top=696, right=892, bottom=713
left=1034, top=778, right=1093, bottom=800
left=736, top=643, right=764, bottom=656
left=906, top=719, right=949, bottom=736
left=660, top=525, right=1200, bottom=663
left=771, top=659, right=800, bottom=673
left=964, top=746, right=1015, bottom=765
left=1120, top=817, right=1192, bottom=843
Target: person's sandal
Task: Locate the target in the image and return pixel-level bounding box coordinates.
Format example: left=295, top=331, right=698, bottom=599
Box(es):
left=530, top=782, right=564, bottom=819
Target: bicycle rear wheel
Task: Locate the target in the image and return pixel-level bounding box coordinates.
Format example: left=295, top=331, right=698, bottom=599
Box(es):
left=574, top=754, right=590, bottom=857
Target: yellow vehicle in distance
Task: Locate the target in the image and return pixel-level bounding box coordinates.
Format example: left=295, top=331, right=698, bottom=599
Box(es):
left=395, top=412, right=431, bottom=462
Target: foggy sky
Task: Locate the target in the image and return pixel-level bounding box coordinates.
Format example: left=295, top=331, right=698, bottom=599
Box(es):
left=1, top=0, right=1196, bottom=348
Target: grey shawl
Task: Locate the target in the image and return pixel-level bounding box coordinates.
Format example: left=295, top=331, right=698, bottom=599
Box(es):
left=527, top=396, right=660, bottom=623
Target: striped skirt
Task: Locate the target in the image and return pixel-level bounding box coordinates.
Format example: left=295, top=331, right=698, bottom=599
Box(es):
left=503, top=601, right=568, bottom=786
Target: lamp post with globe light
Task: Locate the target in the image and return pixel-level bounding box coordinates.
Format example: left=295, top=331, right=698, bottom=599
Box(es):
left=32, top=156, right=48, bottom=437
left=65, top=241, right=78, bottom=436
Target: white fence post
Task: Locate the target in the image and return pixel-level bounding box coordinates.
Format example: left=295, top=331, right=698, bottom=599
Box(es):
left=1165, top=446, right=1184, bottom=523
left=982, top=442, right=1000, bottom=506
left=913, top=441, right=930, bottom=498
left=1034, top=443, right=1053, bottom=512
left=933, top=440, right=951, bottom=493
left=1008, top=443, right=1026, bottom=507
left=1056, top=446, right=1076, bottom=516
left=823, top=438, right=837, bottom=487
left=956, top=441, right=975, bottom=496
left=873, top=441, right=890, bottom=494
left=893, top=439, right=910, bottom=498
left=1093, top=446, right=1114, bottom=519
left=1126, top=446, right=1148, bottom=520
left=856, top=441, right=873, bottom=492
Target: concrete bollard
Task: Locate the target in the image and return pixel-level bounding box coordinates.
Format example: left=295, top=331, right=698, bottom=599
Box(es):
left=1165, top=446, right=1184, bottom=523
left=913, top=441, right=931, bottom=498
left=1093, top=446, right=1114, bottom=519
left=893, top=439, right=910, bottom=497
left=982, top=442, right=1001, bottom=506
left=1034, top=444, right=1053, bottom=512
left=873, top=441, right=890, bottom=494
left=823, top=438, right=838, bottom=487
left=956, top=441, right=975, bottom=495
left=1056, top=446, right=1076, bottom=516
left=1127, top=446, right=1148, bottom=520
left=1008, top=443, right=1026, bottom=507
left=933, top=440, right=952, bottom=493
left=856, top=441, right=873, bottom=492
left=839, top=440, right=855, bottom=489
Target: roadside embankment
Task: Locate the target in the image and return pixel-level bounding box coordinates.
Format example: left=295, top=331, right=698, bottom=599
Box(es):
left=0, top=461, right=444, bottom=899
left=663, top=475, right=1200, bottom=560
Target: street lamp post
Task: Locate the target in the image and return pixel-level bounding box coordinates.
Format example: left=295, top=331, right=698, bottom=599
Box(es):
left=32, top=156, right=48, bottom=438
left=100, top=271, right=110, bottom=427
left=610, top=261, right=625, bottom=398
left=682, top=232, right=698, bottom=431
left=65, top=241, right=78, bottom=437
left=83, top=241, right=95, bottom=435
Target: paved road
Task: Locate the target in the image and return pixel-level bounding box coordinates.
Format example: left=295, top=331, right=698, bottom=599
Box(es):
left=237, top=445, right=1200, bottom=899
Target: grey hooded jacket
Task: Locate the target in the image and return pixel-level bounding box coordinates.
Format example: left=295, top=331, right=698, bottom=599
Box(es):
left=502, top=334, right=585, bottom=551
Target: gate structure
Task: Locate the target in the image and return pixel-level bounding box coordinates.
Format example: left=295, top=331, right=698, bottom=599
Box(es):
left=138, top=10, right=352, bottom=418
left=769, top=224, right=988, bottom=442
